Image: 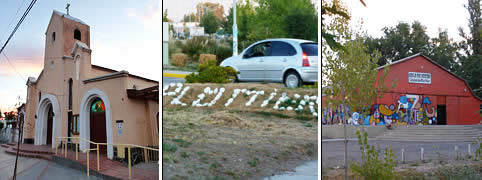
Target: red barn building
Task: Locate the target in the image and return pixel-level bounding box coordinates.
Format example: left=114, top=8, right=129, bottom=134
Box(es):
left=322, top=53, right=481, bottom=125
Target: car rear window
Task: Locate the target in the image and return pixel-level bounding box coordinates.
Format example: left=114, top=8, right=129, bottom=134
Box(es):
left=301, top=43, right=318, bottom=56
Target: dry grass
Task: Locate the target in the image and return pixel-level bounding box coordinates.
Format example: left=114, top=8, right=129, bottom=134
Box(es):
left=171, top=53, right=188, bottom=66
left=199, top=54, right=216, bottom=64
left=200, top=111, right=253, bottom=128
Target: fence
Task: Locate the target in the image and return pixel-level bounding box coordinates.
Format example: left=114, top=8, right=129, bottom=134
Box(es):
left=322, top=140, right=482, bottom=168
left=55, top=136, right=159, bottom=179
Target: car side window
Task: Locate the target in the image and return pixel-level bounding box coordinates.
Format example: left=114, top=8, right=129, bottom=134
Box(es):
left=271, top=41, right=296, bottom=56
left=244, top=42, right=272, bottom=58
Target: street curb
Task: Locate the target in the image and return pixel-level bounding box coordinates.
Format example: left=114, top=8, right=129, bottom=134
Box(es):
left=163, top=72, right=188, bottom=78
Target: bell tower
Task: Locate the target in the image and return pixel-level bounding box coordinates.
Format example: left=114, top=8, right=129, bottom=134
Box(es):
left=44, top=8, right=90, bottom=68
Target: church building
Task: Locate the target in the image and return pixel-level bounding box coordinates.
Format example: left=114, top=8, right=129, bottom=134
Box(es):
left=23, top=10, right=159, bottom=159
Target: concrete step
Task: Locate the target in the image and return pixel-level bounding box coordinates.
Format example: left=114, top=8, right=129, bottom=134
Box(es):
left=4, top=147, right=52, bottom=161
left=373, top=138, right=476, bottom=142
left=385, top=132, right=481, bottom=136
left=11, top=146, right=54, bottom=155
left=0, top=144, right=11, bottom=148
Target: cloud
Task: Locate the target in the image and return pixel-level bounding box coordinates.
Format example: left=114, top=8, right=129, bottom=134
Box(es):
left=127, top=1, right=161, bottom=30
left=0, top=55, right=43, bottom=79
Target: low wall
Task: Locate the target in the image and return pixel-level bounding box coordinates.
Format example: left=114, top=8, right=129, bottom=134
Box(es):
left=322, top=125, right=388, bottom=139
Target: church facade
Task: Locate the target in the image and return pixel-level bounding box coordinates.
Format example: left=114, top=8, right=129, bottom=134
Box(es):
left=23, top=10, right=159, bottom=159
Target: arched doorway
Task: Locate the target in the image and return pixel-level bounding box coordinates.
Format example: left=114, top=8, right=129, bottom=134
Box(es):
left=90, top=98, right=107, bottom=154
left=46, top=104, right=54, bottom=145
left=79, top=88, right=113, bottom=159
left=35, top=94, right=60, bottom=147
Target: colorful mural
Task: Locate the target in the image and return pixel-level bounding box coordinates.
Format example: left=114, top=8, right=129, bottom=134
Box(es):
left=322, top=94, right=438, bottom=126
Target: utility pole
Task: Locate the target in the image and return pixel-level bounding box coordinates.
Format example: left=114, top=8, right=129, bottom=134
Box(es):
left=232, top=0, right=238, bottom=56
left=13, top=115, right=24, bottom=180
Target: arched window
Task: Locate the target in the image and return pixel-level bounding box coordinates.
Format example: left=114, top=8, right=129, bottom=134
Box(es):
left=91, top=99, right=105, bottom=113
left=74, top=29, right=81, bottom=41
left=68, top=78, right=73, bottom=110
left=52, top=32, right=56, bottom=42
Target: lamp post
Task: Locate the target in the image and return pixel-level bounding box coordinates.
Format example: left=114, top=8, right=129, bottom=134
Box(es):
left=233, top=0, right=238, bottom=56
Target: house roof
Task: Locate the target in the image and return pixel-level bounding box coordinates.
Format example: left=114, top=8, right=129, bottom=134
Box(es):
left=376, top=53, right=481, bottom=100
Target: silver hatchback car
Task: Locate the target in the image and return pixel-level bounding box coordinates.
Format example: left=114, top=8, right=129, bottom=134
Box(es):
left=220, top=38, right=318, bottom=88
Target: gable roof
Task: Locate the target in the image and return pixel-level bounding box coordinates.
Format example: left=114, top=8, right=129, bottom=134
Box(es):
left=377, top=53, right=481, bottom=101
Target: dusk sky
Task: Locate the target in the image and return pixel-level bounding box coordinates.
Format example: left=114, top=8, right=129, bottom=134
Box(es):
left=0, top=0, right=161, bottom=112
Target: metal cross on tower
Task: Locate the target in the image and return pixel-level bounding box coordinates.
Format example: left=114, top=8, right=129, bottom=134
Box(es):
left=66, top=3, right=71, bottom=15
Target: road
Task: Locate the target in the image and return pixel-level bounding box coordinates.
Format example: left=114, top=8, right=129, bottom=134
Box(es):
left=0, top=146, right=95, bottom=180
left=162, top=77, right=185, bottom=87
left=322, top=140, right=479, bottom=168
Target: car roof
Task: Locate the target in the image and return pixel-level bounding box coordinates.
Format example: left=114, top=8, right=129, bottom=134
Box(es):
left=259, top=38, right=316, bottom=44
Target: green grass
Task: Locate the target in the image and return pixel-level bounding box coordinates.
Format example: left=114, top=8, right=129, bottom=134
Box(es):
left=173, top=138, right=193, bottom=148
left=163, top=142, right=177, bottom=153
left=247, top=158, right=259, bottom=167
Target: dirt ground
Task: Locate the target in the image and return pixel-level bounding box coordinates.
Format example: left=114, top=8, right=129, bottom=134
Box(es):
left=162, top=107, right=318, bottom=180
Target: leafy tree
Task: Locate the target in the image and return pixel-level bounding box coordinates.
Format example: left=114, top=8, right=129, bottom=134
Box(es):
left=183, top=12, right=198, bottom=22
left=428, top=29, right=459, bottom=70
left=283, top=3, right=318, bottom=41
left=200, top=11, right=220, bottom=34
left=364, top=21, right=431, bottom=66
left=456, top=0, right=482, bottom=98
left=163, top=9, right=169, bottom=22
left=4, top=111, right=17, bottom=120
left=322, top=0, right=352, bottom=50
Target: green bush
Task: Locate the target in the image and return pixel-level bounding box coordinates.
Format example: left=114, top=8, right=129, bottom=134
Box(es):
left=214, top=45, right=233, bottom=65
left=473, top=137, right=482, bottom=161
left=350, top=130, right=397, bottom=180
left=182, top=36, right=209, bottom=61
left=185, top=60, right=239, bottom=83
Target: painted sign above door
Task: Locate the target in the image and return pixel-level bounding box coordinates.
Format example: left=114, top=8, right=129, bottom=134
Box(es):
left=408, top=72, right=431, bottom=84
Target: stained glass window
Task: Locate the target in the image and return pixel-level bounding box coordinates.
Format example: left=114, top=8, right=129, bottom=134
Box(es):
left=91, top=99, right=105, bottom=112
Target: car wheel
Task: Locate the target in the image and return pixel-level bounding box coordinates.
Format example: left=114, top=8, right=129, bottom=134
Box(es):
left=232, top=74, right=239, bottom=83
left=284, top=71, right=302, bottom=88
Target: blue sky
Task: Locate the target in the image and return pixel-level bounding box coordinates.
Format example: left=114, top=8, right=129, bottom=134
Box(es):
left=0, top=0, right=161, bottom=112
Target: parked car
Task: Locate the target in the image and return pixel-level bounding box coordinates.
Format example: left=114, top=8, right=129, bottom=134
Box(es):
left=220, top=38, right=318, bottom=88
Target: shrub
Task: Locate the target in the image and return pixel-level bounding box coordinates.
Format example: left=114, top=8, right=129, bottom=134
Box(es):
left=182, top=36, right=209, bottom=61
left=185, top=60, right=239, bottom=83
left=473, top=137, right=482, bottom=161
left=214, top=45, right=233, bottom=65
left=168, top=40, right=182, bottom=57
left=199, top=54, right=217, bottom=65
left=171, top=53, right=188, bottom=66
left=350, top=130, right=397, bottom=179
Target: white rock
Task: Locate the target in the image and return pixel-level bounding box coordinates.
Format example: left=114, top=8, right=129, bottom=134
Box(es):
left=287, top=107, right=293, bottom=111
left=309, top=102, right=314, bottom=106
left=294, top=94, right=300, bottom=99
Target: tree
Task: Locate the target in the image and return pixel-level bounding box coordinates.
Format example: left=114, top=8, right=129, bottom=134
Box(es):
left=183, top=12, right=198, bottom=22
left=428, top=29, right=459, bottom=70
left=200, top=11, right=220, bottom=34
left=456, top=0, right=482, bottom=98
left=323, top=31, right=396, bottom=180
left=4, top=111, right=17, bottom=120
left=163, top=9, right=169, bottom=22
left=283, top=2, right=318, bottom=41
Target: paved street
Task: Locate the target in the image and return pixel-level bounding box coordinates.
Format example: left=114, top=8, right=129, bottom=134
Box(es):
left=0, top=146, right=93, bottom=180
left=322, top=140, right=480, bottom=168
left=162, top=77, right=185, bottom=87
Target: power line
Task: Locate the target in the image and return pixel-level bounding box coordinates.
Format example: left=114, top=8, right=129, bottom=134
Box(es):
left=1, top=52, right=26, bottom=81
left=0, top=0, right=38, bottom=55
left=0, top=0, right=27, bottom=43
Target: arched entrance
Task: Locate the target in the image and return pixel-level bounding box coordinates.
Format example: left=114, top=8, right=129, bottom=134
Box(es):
left=79, top=88, right=114, bottom=159
left=90, top=98, right=107, bottom=154
left=34, top=94, right=61, bottom=148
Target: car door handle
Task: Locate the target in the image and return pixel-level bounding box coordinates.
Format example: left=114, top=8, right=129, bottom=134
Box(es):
left=282, top=58, right=287, bottom=62
left=259, top=59, right=264, bottom=62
